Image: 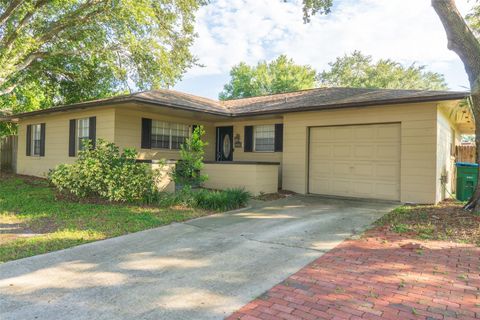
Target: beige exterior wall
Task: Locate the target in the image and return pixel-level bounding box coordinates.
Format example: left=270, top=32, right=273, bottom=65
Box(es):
left=114, top=107, right=216, bottom=161
left=283, top=103, right=439, bottom=204
left=17, top=107, right=115, bottom=177
left=202, top=163, right=279, bottom=195
left=435, top=107, right=460, bottom=202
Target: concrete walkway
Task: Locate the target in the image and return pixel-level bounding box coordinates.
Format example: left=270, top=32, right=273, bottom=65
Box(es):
left=0, top=196, right=397, bottom=320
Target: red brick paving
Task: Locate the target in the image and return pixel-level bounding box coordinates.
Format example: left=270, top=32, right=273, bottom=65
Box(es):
left=228, top=227, right=480, bottom=320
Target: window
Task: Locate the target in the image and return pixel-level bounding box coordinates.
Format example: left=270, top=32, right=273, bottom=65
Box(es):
left=151, top=120, right=189, bottom=150
left=152, top=121, right=170, bottom=149
left=32, top=124, right=42, bottom=156
left=171, top=123, right=189, bottom=149
left=254, top=125, right=275, bottom=152
left=77, top=118, right=90, bottom=151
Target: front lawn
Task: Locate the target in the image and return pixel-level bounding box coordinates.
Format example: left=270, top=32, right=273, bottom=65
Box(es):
left=0, top=174, right=211, bottom=262
left=376, top=200, right=480, bottom=246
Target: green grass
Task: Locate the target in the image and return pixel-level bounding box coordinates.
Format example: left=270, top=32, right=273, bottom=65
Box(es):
left=0, top=175, right=211, bottom=262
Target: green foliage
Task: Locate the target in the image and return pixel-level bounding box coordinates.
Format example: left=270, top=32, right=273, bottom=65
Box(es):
left=0, top=0, right=202, bottom=136
left=157, top=188, right=250, bottom=212
left=318, top=51, right=449, bottom=90
left=192, top=188, right=250, bottom=211
left=219, top=55, right=317, bottom=100
left=172, top=125, right=208, bottom=187
left=48, top=139, right=160, bottom=203
left=300, top=0, right=333, bottom=22
left=0, top=174, right=208, bottom=262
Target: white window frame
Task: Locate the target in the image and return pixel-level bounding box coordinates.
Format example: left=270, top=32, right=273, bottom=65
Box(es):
left=76, top=118, right=90, bottom=153
left=151, top=120, right=189, bottom=150
left=253, top=124, right=275, bottom=152
left=31, top=124, right=42, bottom=157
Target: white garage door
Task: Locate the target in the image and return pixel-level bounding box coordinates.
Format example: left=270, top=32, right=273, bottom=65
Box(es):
left=309, top=123, right=401, bottom=201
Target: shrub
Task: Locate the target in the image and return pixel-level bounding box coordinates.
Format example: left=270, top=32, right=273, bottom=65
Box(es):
left=192, top=188, right=250, bottom=211
left=154, top=188, right=250, bottom=211
left=48, top=140, right=160, bottom=203
left=171, top=125, right=208, bottom=187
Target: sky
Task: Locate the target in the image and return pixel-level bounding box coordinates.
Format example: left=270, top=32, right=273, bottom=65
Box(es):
left=173, top=0, right=474, bottom=100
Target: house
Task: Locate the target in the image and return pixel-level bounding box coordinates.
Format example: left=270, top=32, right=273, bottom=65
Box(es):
left=0, top=87, right=473, bottom=203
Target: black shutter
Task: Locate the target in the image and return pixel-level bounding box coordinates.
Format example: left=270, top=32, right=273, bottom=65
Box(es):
left=69, top=119, right=76, bottom=157
left=39, top=123, right=46, bottom=157
left=26, top=125, right=32, bottom=156
left=89, top=116, right=96, bottom=149
left=244, top=126, right=253, bottom=152
left=141, top=118, right=152, bottom=149
left=274, top=123, right=283, bottom=152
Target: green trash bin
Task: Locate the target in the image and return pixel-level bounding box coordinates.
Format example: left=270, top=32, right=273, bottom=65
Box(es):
left=456, top=162, right=479, bottom=201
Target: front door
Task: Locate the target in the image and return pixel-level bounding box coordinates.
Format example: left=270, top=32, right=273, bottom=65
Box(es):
left=216, top=126, right=233, bottom=161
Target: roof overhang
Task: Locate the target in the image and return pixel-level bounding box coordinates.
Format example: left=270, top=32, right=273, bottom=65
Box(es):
left=0, top=89, right=470, bottom=122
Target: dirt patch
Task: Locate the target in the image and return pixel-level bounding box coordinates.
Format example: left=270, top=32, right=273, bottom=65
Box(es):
left=254, top=189, right=297, bottom=201
left=376, top=200, right=480, bottom=246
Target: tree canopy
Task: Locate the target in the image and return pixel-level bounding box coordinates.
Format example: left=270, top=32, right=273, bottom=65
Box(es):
left=219, top=55, right=317, bottom=100
left=318, top=51, right=449, bottom=90
left=0, top=0, right=202, bottom=126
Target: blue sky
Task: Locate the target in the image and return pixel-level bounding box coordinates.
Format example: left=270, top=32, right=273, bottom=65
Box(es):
left=173, top=0, right=473, bottom=100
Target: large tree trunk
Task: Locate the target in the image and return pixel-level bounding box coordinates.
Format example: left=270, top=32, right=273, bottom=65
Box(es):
left=432, top=0, right=480, bottom=212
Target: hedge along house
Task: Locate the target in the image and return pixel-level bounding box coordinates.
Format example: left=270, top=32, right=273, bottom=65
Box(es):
left=0, top=87, right=473, bottom=203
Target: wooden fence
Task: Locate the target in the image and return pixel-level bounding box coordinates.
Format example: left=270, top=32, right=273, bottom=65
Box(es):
left=0, top=135, right=17, bottom=173
left=456, top=145, right=476, bottom=163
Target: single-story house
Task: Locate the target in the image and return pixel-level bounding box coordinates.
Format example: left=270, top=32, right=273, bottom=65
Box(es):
left=0, top=87, right=473, bottom=203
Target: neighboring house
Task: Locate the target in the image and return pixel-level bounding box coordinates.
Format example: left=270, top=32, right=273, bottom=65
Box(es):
left=0, top=87, right=473, bottom=203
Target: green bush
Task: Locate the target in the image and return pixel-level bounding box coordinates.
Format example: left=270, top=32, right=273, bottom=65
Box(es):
left=155, top=188, right=250, bottom=211
left=192, top=188, right=250, bottom=211
left=48, top=140, right=160, bottom=203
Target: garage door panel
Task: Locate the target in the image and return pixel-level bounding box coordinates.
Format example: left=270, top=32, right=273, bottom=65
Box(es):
left=335, top=127, right=353, bottom=140
left=332, top=180, right=350, bottom=194
left=309, top=123, right=400, bottom=201
left=333, top=145, right=351, bottom=157
left=377, top=125, right=401, bottom=140
left=352, top=181, right=374, bottom=196
left=376, top=145, right=400, bottom=159
left=354, top=126, right=376, bottom=140
left=353, top=145, right=375, bottom=158
left=310, top=144, right=332, bottom=158
left=354, top=163, right=375, bottom=176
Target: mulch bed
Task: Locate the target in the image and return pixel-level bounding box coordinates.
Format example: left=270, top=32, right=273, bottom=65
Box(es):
left=376, top=200, right=480, bottom=246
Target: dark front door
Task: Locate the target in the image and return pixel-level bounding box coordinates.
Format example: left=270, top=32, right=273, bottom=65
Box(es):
left=216, top=126, right=233, bottom=161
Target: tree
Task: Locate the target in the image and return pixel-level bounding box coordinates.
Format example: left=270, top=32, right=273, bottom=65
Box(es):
left=0, top=0, right=202, bottom=123
left=299, top=0, right=480, bottom=211
left=219, top=55, right=317, bottom=100
left=319, top=51, right=448, bottom=90
left=172, top=125, right=208, bottom=188
left=431, top=0, right=480, bottom=211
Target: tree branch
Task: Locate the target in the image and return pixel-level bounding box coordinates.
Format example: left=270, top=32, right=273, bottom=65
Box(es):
left=0, top=0, right=24, bottom=27
left=0, top=83, right=19, bottom=96
left=432, top=0, right=480, bottom=92
left=2, top=0, right=49, bottom=50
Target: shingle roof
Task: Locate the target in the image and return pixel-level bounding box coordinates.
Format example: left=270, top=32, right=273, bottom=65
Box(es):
left=1, top=87, right=469, bottom=121
left=222, top=87, right=469, bottom=115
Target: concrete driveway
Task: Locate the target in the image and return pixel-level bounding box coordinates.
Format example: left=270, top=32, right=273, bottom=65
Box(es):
left=0, top=196, right=397, bottom=320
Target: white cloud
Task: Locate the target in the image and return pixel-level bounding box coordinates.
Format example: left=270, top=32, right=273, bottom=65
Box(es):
left=177, top=0, right=474, bottom=96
